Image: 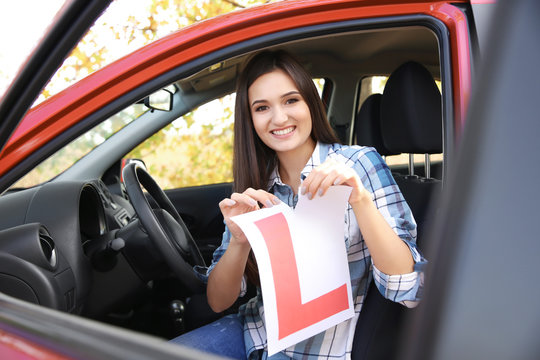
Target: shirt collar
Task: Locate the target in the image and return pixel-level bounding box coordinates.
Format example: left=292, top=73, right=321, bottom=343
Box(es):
left=267, top=142, right=331, bottom=188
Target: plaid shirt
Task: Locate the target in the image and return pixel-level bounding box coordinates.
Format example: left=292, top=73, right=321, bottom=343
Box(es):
left=202, top=142, right=425, bottom=359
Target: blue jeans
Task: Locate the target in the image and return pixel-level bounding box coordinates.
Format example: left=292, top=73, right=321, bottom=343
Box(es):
left=170, top=314, right=293, bottom=359
left=170, top=314, right=247, bottom=359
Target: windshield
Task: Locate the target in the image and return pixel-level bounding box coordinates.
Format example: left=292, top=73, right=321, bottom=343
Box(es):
left=10, top=103, right=149, bottom=189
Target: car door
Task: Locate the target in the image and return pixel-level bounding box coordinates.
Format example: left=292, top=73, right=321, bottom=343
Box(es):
left=0, top=0, right=111, bottom=158
left=401, top=0, right=540, bottom=359
left=164, top=183, right=232, bottom=264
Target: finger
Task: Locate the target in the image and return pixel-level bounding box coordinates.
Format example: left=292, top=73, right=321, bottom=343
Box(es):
left=218, top=198, right=237, bottom=217
left=230, top=192, right=259, bottom=208
left=219, top=198, right=237, bottom=208
left=302, top=167, right=330, bottom=199
left=302, top=159, right=340, bottom=198
left=243, top=188, right=280, bottom=208
left=334, top=167, right=359, bottom=187
left=318, top=168, right=343, bottom=197
left=301, top=159, right=335, bottom=194
left=304, top=160, right=352, bottom=198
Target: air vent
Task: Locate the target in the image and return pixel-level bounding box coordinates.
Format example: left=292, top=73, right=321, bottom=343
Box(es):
left=39, top=227, right=57, bottom=268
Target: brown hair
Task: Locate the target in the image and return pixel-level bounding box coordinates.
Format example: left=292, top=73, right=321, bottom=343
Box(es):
left=233, top=50, right=339, bottom=285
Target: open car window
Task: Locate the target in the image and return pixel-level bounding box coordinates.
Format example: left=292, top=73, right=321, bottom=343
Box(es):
left=125, top=78, right=327, bottom=189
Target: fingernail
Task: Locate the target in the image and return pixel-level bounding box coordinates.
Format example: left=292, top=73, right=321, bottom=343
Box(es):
left=272, top=197, right=281, bottom=205
left=265, top=200, right=273, bottom=208
left=248, top=199, right=257, bottom=207
left=307, top=192, right=313, bottom=200
left=333, top=177, right=341, bottom=186
left=301, top=186, right=306, bottom=195
left=228, top=199, right=237, bottom=206
left=318, top=189, right=323, bottom=197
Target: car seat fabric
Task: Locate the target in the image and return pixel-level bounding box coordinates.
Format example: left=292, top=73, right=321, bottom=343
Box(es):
left=355, top=93, right=397, bottom=156
left=380, top=61, right=442, bottom=154
left=352, top=61, right=442, bottom=360
left=380, top=61, right=443, bottom=244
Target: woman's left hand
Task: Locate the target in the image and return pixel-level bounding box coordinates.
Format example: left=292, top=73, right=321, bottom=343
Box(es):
left=301, top=159, right=371, bottom=205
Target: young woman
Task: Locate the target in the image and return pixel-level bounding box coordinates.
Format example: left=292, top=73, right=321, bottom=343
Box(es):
left=172, top=50, right=425, bottom=360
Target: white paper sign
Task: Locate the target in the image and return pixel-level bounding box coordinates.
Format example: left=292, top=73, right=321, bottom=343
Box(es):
left=231, top=186, right=354, bottom=355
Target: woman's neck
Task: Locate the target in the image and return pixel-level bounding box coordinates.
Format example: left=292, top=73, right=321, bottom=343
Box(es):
left=277, top=138, right=316, bottom=194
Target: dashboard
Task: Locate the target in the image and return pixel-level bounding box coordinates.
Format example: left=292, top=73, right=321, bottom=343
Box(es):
left=0, top=179, right=149, bottom=316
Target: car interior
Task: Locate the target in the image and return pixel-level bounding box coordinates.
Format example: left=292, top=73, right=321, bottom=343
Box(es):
left=0, top=17, right=449, bottom=359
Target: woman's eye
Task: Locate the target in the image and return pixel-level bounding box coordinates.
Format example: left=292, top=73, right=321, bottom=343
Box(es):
left=286, top=97, right=299, bottom=105
left=255, top=105, right=268, bottom=112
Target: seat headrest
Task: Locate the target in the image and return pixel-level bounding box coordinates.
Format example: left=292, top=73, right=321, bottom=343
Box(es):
left=356, top=94, right=397, bottom=156
left=380, top=61, right=442, bottom=154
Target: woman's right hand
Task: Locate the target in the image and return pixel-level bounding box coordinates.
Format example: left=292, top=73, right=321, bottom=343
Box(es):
left=219, top=188, right=280, bottom=245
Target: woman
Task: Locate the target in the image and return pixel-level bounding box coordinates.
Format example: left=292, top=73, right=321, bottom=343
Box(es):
left=173, top=50, right=425, bottom=359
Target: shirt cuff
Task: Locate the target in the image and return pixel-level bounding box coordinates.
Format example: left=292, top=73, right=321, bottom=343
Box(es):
left=372, top=264, right=419, bottom=292
left=372, top=261, right=425, bottom=307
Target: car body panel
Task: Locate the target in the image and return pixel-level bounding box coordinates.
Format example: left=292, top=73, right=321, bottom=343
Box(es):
left=402, top=1, right=539, bottom=359
left=0, top=0, right=471, bottom=185
left=0, top=293, right=222, bottom=359
left=0, top=0, right=112, bottom=155
left=0, top=329, right=71, bottom=360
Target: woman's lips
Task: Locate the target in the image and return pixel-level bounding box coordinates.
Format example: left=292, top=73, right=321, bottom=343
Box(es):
left=271, top=126, right=295, bottom=136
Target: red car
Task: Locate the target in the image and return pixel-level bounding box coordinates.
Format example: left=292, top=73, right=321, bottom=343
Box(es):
left=2, top=0, right=539, bottom=359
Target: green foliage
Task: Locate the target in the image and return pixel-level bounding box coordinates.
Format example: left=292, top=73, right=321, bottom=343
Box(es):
left=24, top=0, right=280, bottom=189
left=41, top=0, right=280, bottom=100
left=12, top=104, right=148, bottom=188
left=127, top=95, right=235, bottom=189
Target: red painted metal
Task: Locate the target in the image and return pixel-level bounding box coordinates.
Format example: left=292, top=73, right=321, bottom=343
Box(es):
left=0, top=329, right=70, bottom=360
left=0, top=0, right=471, bottom=178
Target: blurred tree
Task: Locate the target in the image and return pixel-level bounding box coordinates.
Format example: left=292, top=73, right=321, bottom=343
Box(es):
left=127, top=94, right=236, bottom=188
left=19, top=0, right=280, bottom=190
left=41, top=0, right=278, bottom=99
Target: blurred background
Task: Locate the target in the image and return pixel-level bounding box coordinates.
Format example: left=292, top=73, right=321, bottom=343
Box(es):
left=1, top=0, right=282, bottom=189
left=0, top=0, right=280, bottom=102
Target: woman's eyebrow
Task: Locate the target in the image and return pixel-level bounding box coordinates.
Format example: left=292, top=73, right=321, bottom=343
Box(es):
left=250, top=91, right=301, bottom=107
left=281, top=91, right=300, bottom=98
left=251, top=99, right=266, bottom=107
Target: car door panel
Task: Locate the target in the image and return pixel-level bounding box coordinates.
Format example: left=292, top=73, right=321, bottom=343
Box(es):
left=164, top=182, right=232, bottom=265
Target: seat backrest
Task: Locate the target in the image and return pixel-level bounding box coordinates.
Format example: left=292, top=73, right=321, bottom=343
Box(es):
left=380, top=61, right=443, bottom=243
left=352, top=62, right=443, bottom=360
left=355, top=93, right=397, bottom=156
left=380, top=61, right=442, bottom=155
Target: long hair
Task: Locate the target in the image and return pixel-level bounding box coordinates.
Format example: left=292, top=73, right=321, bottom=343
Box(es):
left=233, top=50, right=339, bottom=285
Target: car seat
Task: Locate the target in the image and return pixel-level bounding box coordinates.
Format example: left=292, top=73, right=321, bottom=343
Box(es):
left=380, top=61, right=442, bottom=244
left=351, top=61, right=442, bottom=359
left=355, top=93, right=398, bottom=157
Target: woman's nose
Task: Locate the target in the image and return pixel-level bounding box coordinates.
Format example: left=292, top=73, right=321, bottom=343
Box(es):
left=273, top=106, right=288, bottom=124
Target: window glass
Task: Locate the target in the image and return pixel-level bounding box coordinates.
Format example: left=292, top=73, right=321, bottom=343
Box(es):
left=357, top=76, right=388, bottom=107
left=314, top=78, right=326, bottom=97
left=11, top=103, right=148, bottom=189
left=127, top=94, right=236, bottom=189
left=127, top=78, right=327, bottom=189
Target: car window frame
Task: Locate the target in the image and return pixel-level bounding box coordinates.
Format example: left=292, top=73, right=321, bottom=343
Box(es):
left=0, top=16, right=455, bottom=194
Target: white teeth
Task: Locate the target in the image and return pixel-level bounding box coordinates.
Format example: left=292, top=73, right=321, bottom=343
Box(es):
left=272, top=127, right=294, bottom=135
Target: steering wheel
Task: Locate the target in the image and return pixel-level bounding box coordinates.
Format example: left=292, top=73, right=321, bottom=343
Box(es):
left=122, top=162, right=205, bottom=293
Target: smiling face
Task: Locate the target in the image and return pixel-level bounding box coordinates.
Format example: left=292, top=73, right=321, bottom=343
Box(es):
left=248, top=69, right=315, bottom=159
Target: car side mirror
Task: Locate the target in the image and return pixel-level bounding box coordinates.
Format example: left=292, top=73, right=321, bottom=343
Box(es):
left=144, top=88, right=173, bottom=111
